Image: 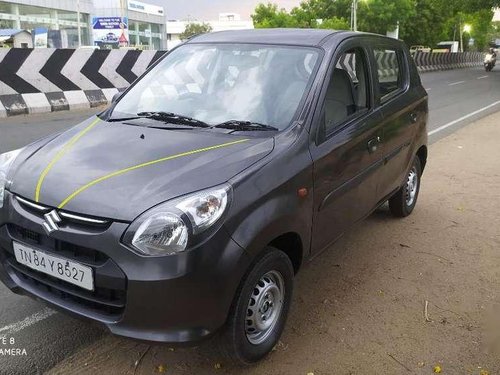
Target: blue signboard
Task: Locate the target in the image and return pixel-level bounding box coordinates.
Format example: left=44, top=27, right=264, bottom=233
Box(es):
left=92, top=17, right=129, bottom=46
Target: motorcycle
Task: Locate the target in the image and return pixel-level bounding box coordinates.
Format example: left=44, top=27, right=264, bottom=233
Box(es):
left=484, top=53, right=496, bottom=72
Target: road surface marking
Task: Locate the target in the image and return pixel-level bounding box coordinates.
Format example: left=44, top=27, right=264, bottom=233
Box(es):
left=0, top=307, right=56, bottom=338
left=448, top=81, right=465, bottom=86
left=425, top=88, right=432, bottom=91
left=429, top=100, right=500, bottom=136
left=477, top=75, right=488, bottom=79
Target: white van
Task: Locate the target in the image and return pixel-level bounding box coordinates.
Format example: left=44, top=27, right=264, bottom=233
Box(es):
left=433, top=41, right=459, bottom=53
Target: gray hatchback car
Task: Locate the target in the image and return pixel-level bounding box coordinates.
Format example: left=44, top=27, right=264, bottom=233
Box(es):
left=0, top=29, right=427, bottom=363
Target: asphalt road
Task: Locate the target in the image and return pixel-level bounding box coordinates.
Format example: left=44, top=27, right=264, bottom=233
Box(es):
left=0, top=66, right=499, bottom=374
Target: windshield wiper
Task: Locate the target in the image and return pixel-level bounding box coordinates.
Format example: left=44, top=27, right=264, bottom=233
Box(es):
left=108, top=111, right=210, bottom=128
left=212, top=120, right=279, bottom=132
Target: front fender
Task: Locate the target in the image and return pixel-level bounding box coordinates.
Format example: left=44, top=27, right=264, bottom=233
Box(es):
left=224, top=134, right=314, bottom=264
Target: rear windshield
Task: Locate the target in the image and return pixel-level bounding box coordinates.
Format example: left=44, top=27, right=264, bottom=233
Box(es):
left=113, top=43, right=320, bottom=130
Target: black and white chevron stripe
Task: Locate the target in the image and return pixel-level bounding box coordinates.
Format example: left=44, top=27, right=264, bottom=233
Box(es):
left=0, top=48, right=167, bottom=117
left=414, top=51, right=484, bottom=72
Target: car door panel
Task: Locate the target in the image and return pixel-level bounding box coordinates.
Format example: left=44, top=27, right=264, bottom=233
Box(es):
left=311, top=111, right=384, bottom=253
left=309, top=39, right=386, bottom=254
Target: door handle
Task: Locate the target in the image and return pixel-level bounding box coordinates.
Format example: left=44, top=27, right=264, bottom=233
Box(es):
left=367, top=136, right=381, bottom=154
left=410, top=113, right=418, bottom=123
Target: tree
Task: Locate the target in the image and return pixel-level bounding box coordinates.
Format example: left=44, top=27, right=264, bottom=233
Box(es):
left=252, top=3, right=300, bottom=28
left=317, top=17, right=350, bottom=30
left=357, top=0, right=415, bottom=35
left=179, top=22, right=213, bottom=41
left=251, top=0, right=499, bottom=50
left=399, top=0, right=449, bottom=47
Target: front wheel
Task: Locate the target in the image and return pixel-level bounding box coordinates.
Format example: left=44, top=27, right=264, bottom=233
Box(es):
left=389, top=156, right=422, bottom=217
left=219, top=248, right=294, bottom=364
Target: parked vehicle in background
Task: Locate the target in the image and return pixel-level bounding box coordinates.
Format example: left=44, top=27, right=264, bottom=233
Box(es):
left=433, top=41, right=459, bottom=53
left=0, top=29, right=428, bottom=364
left=409, top=45, right=431, bottom=54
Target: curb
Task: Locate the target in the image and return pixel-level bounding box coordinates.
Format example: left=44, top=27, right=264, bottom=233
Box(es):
left=0, top=89, right=122, bottom=117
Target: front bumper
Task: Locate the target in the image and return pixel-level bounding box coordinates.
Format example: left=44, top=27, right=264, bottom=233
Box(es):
left=0, top=191, right=251, bottom=343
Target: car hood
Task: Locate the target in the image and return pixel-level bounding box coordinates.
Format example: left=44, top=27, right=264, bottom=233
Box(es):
left=10, top=116, right=274, bottom=221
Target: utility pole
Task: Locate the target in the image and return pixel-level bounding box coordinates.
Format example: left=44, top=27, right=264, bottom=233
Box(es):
left=351, top=0, right=359, bottom=32
left=459, top=18, right=463, bottom=52
left=77, top=0, right=81, bottom=47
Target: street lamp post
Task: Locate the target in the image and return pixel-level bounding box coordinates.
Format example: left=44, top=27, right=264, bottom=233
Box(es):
left=351, top=0, right=359, bottom=31
left=460, top=24, right=471, bottom=52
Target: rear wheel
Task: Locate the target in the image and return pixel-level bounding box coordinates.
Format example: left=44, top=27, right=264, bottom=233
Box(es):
left=219, top=248, right=294, bottom=364
left=389, top=156, right=422, bottom=217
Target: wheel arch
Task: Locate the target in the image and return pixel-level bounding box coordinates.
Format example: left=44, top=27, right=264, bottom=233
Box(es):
left=416, top=145, right=427, bottom=171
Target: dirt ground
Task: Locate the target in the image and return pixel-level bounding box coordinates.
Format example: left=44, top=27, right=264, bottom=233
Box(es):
left=48, top=113, right=500, bottom=375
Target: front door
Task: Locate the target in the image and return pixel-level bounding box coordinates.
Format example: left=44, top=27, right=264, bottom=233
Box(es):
left=310, top=41, right=386, bottom=253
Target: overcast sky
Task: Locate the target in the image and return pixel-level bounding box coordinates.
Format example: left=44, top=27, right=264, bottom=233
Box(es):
left=146, top=0, right=301, bottom=21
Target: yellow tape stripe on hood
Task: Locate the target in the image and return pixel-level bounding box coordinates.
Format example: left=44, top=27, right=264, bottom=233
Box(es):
left=35, top=117, right=101, bottom=202
left=57, top=138, right=249, bottom=209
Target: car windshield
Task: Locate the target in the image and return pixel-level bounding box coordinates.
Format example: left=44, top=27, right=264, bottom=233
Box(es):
left=112, top=43, right=320, bottom=130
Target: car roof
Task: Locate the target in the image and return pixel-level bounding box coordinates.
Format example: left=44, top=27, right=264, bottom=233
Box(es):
left=188, top=28, right=342, bottom=47
left=188, top=29, right=403, bottom=48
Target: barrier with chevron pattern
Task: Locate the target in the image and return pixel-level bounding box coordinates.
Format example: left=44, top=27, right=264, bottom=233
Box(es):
left=0, top=48, right=485, bottom=117
left=0, top=48, right=167, bottom=117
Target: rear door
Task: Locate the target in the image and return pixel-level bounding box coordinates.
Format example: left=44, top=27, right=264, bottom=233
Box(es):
left=310, top=38, right=385, bottom=254
left=369, top=41, right=419, bottom=199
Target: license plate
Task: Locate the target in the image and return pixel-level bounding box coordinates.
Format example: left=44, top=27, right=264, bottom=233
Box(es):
left=13, top=242, right=94, bottom=291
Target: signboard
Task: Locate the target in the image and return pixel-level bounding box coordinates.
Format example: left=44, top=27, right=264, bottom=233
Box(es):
left=92, top=17, right=129, bottom=47
left=128, top=0, right=164, bottom=16
left=34, top=27, right=48, bottom=48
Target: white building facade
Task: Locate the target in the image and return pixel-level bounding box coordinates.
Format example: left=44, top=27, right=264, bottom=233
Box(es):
left=0, top=0, right=166, bottom=49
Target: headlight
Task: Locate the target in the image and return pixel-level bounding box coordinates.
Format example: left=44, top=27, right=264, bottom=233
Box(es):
left=123, top=184, right=231, bottom=256
left=0, top=149, right=23, bottom=209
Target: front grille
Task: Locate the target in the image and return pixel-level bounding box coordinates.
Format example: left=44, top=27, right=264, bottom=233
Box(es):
left=16, top=226, right=40, bottom=243
left=3, top=225, right=127, bottom=319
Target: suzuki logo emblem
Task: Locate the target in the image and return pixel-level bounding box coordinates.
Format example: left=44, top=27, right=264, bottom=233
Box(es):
left=42, top=210, right=62, bottom=235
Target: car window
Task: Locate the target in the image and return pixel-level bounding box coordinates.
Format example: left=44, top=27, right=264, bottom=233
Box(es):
left=321, top=47, right=370, bottom=137
left=373, top=48, right=405, bottom=101
left=113, top=44, right=320, bottom=130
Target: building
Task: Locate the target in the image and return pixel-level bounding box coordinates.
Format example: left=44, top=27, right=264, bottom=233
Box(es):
left=0, top=28, right=32, bottom=47
left=0, top=0, right=165, bottom=49
left=0, top=0, right=93, bottom=47
left=93, top=0, right=165, bottom=49
left=166, top=13, right=254, bottom=50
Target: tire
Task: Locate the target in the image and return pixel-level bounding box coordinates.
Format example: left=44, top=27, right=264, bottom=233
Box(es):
left=389, top=156, right=422, bottom=217
left=219, top=248, right=294, bottom=365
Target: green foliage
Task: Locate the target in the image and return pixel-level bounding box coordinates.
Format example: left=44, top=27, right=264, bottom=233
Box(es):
left=399, top=0, right=448, bottom=47
left=251, top=0, right=499, bottom=51
left=357, top=0, right=415, bottom=34
left=252, top=3, right=300, bottom=28
left=317, top=17, right=351, bottom=30
left=179, top=22, right=213, bottom=41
